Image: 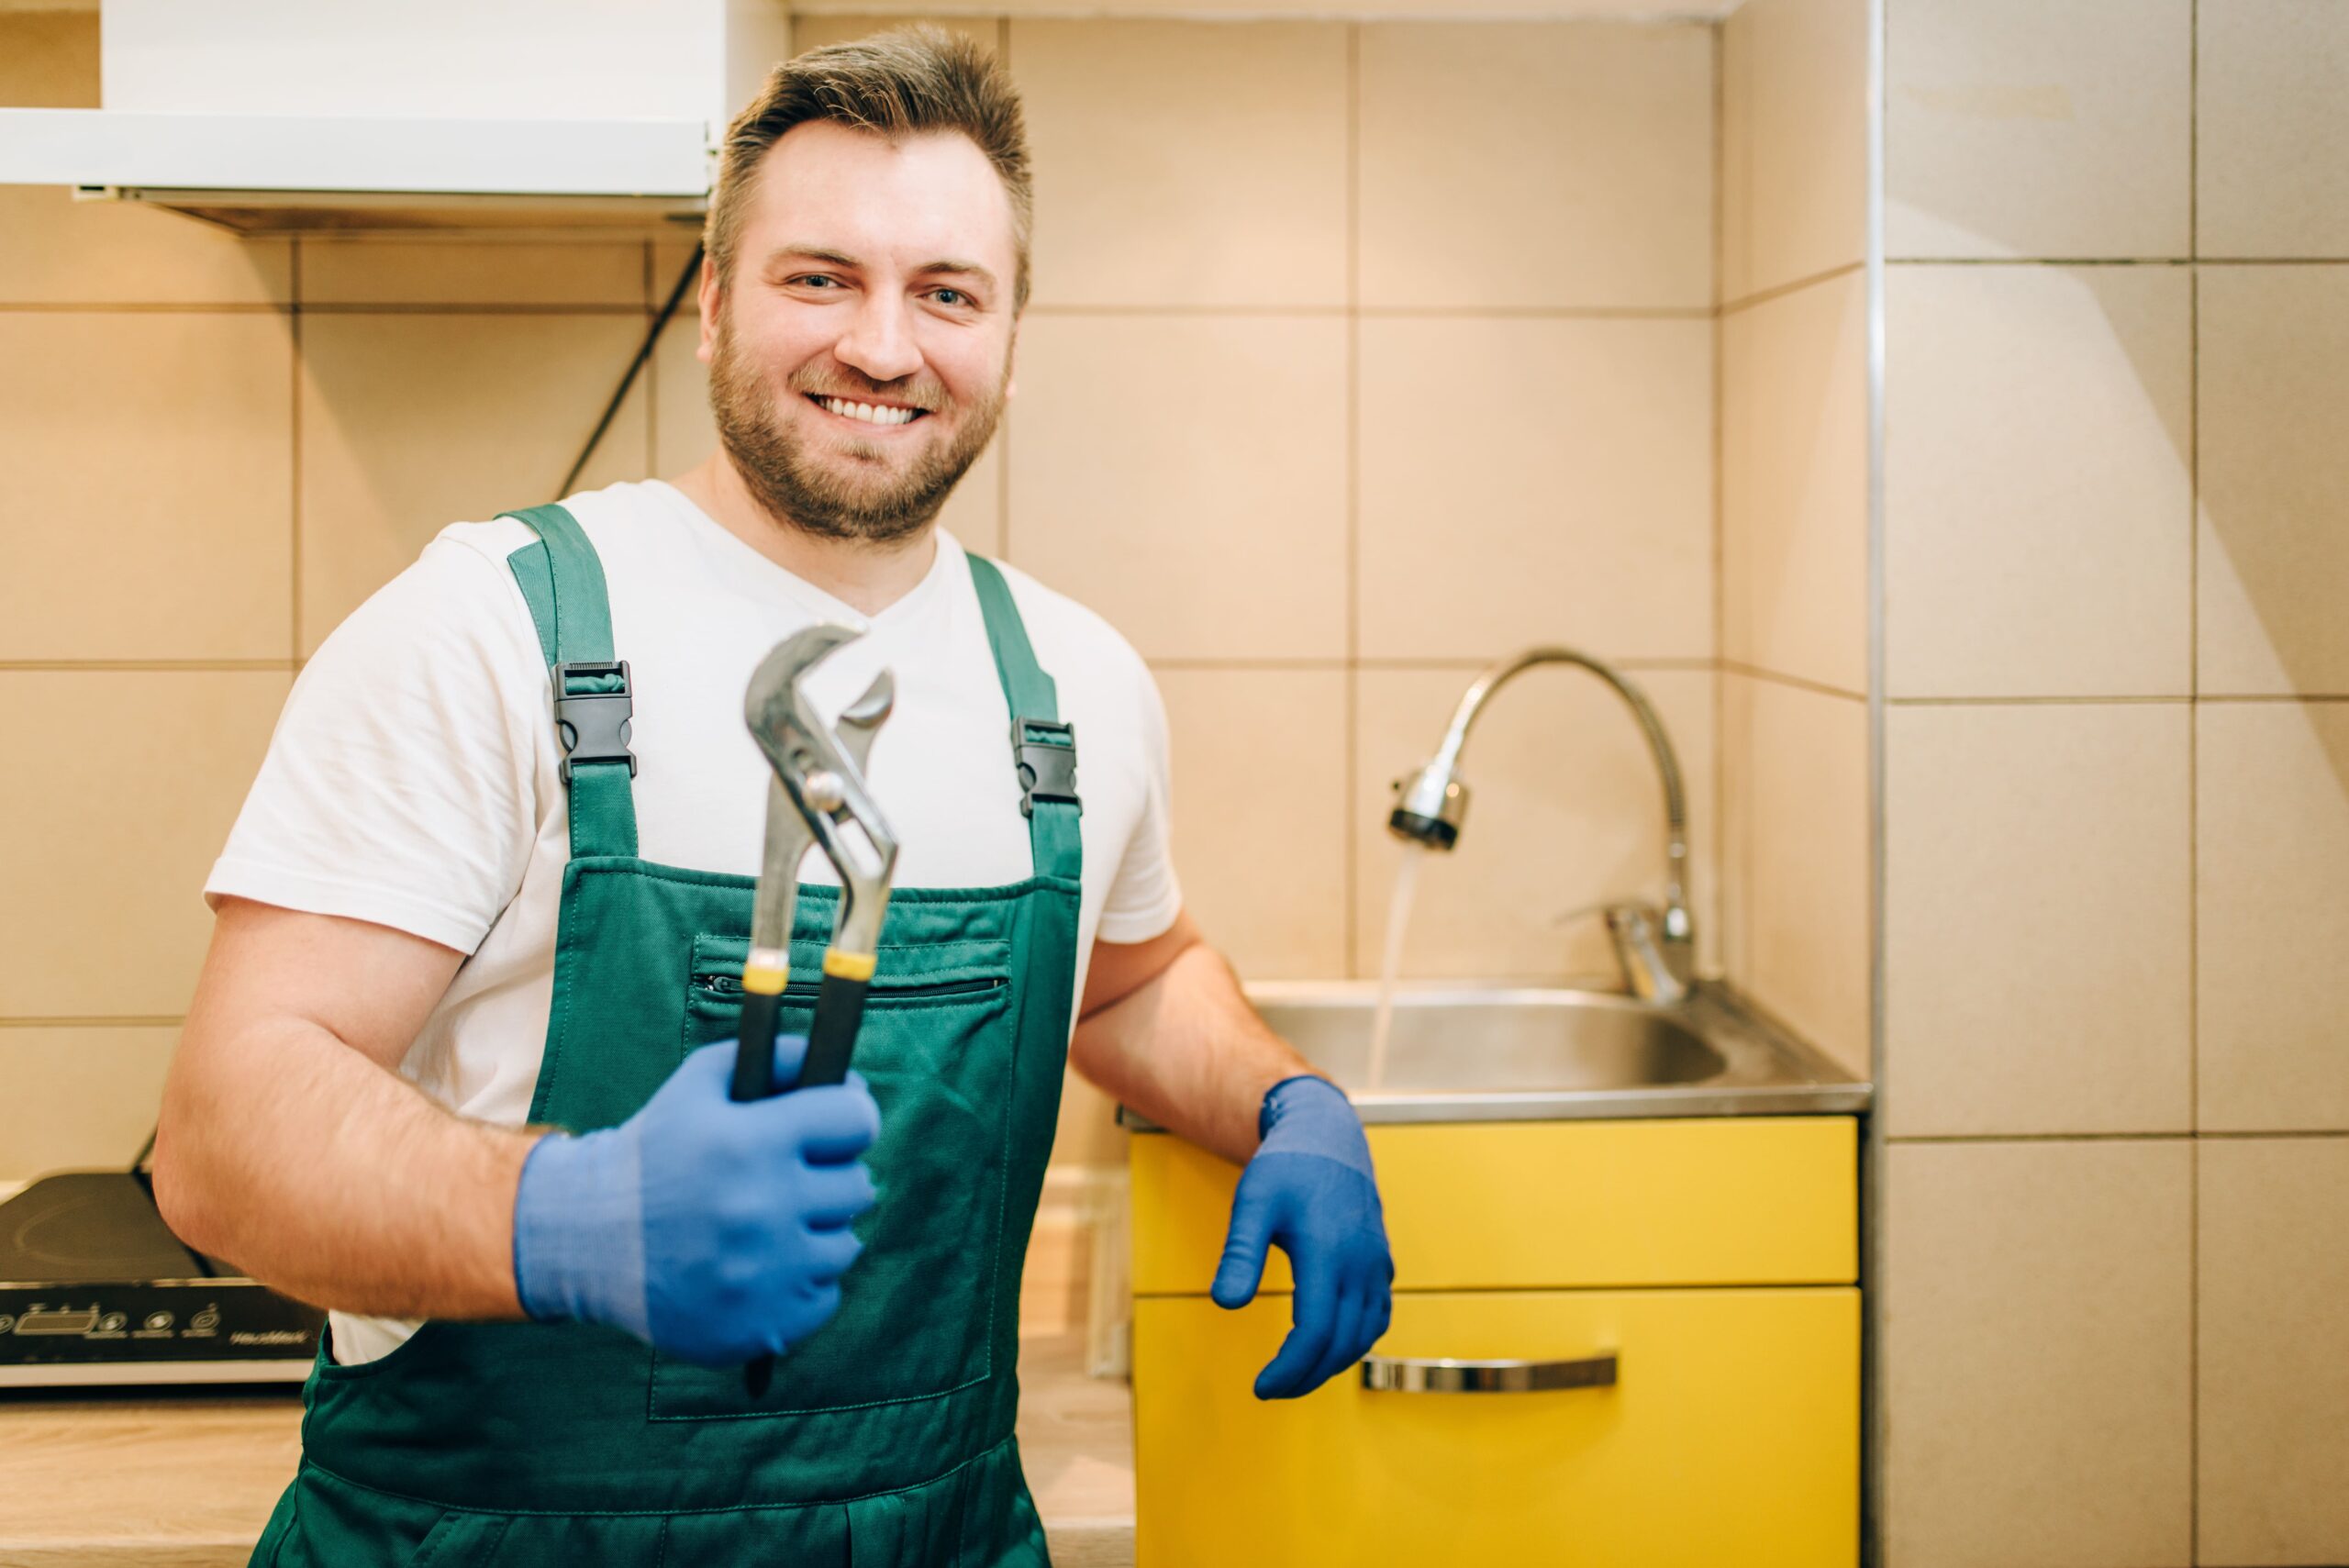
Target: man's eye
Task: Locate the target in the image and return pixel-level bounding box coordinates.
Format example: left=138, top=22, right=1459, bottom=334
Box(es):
left=791, top=274, right=841, bottom=289
left=930, top=288, right=971, bottom=307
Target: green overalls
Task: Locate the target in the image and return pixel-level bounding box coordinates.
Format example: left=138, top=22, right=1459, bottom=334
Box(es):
left=250, top=505, right=1083, bottom=1566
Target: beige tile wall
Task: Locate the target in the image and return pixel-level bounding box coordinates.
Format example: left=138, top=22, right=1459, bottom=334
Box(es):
left=1881, top=1, right=2349, bottom=1562
left=0, top=13, right=1727, bottom=1210
left=2197, top=1139, right=2349, bottom=1566
left=1718, top=0, right=1871, bottom=1081
left=1884, top=703, right=2193, bottom=1137
left=799, top=0, right=1741, bottom=17
left=1884, top=264, right=2193, bottom=699
left=1883, top=1140, right=2195, bottom=1567
left=1730, top=673, right=1869, bottom=1073
left=1720, top=0, right=1869, bottom=300
left=1885, top=0, right=2192, bottom=261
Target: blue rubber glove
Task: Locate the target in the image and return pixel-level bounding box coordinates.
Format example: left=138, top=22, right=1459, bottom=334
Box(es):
left=512, top=1035, right=880, bottom=1368
left=1210, top=1074, right=1394, bottom=1399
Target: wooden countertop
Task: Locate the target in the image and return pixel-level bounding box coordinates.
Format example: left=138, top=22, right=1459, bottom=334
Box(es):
left=0, top=1332, right=1134, bottom=1567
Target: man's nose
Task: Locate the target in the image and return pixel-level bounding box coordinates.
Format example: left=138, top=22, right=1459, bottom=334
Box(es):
left=832, top=292, right=924, bottom=386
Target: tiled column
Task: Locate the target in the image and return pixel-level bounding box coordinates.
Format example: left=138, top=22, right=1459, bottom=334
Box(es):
left=1880, top=2, right=2349, bottom=1564
left=2189, top=7, right=2349, bottom=1562
left=1719, top=0, right=1874, bottom=1081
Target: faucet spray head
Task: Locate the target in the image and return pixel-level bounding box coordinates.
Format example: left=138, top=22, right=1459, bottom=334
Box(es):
left=1388, top=762, right=1468, bottom=850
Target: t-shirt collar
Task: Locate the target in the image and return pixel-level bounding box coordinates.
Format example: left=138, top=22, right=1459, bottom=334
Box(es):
left=646, top=478, right=960, bottom=632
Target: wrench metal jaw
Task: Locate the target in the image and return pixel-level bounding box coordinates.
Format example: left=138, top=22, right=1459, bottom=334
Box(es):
left=801, top=672, right=897, bottom=967
left=743, top=664, right=895, bottom=989
left=740, top=627, right=902, bottom=982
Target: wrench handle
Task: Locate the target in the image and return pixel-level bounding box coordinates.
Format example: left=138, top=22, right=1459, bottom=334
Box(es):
left=730, top=982, right=787, bottom=1401
left=799, top=969, right=871, bottom=1087
left=729, top=989, right=788, bottom=1103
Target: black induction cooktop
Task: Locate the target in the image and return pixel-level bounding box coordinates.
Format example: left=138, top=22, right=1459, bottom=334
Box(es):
left=0, top=1170, right=324, bottom=1386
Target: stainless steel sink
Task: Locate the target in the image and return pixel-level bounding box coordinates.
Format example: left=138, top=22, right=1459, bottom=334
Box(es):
left=1125, top=980, right=1870, bottom=1127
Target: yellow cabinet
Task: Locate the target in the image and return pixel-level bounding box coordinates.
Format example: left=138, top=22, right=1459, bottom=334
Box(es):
left=1130, top=1116, right=1861, bottom=1566
left=1134, top=1118, right=1857, bottom=1294
left=1135, top=1287, right=1860, bottom=1567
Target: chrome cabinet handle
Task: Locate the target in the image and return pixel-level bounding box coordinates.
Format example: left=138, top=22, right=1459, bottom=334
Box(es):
left=1359, top=1351, right=1619, bottom=1395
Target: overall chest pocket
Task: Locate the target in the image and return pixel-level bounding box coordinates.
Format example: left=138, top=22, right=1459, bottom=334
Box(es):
left=651, top=933, right=1019, bottom=1420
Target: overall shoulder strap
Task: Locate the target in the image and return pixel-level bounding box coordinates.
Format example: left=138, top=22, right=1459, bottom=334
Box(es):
left=502, top=504, right=640, bottom=861
left=965, top=554, right=1082, bottom=884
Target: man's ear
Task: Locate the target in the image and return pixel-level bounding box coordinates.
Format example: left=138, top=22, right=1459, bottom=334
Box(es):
left=696, top=256, right=721, bottom=364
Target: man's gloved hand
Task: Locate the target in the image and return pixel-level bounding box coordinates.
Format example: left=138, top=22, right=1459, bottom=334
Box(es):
left=1210, top=1073, right=1394, bottom=1399
left=511, top=1035, right=880, bottom=1367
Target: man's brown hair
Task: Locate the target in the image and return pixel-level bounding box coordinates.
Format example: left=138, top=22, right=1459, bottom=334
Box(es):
left=706, top=27, right=1033, bottom=314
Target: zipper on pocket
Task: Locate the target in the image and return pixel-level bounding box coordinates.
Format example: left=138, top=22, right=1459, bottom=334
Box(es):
left=691, top=972, right=1006, bottom=1002
left=692, top=972, right=816, bottom=1000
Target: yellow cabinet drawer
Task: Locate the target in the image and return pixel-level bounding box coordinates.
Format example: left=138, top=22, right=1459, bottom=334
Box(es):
left=1134, top=1286, right=1860, bottom=1568
left=1131, top=1117, right=1857, bottom=1295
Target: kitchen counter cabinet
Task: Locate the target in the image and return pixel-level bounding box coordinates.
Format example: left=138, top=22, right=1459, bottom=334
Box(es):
left=1131, top=1117, right=1863, bottom=1566
left=0, top=1332, right=1133, bottom=1567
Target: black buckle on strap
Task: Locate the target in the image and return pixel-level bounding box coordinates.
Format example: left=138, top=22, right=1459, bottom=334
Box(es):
left=1012, top=717, right=1081, bottom=818
left=552, top=660, right=636, bottom=783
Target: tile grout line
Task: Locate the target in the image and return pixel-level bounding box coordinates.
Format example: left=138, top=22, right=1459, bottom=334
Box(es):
left=1143, top=656, right=1726, bottom=673
left=289, top=239, right=304, bottom=662
left=2187, top=5, right=2201, bottom=1544
left=1022, top=302, right=1713, bottom=320
left=9, top=301, right=669, bottom=316
left=0, top=661, right=301, bottom=673
left=997, top=406, right=1012, bottom=562
left=1709, top=14, right=1728, bottom=995
left=643, top=239, right=660, bottom=476
left=1890, top=692, right=2195, bottom=706
left=2189, top=1130, right=2202, bottom=1564
left=998, top=14, right=1015, bottom=565
left=1342, top=19, right=1362, bottom=982
left=1137, top=652, right=1729, bottom=671
left=1884, top=256, right=2349, bottom=267
left=1887, top=1130, right=2196, bottom=1145
left=1719, top=259, right=1866, bottom=317
left=1893, top=691, right=2349, bottom=705
left=998, top=12, right=1014, bottom=562
left=1863, top=0, right=1889, bottom=1551
left=1887, top=1129, right=2349, bottom=1144
left=0, top=302, right=287, bottom=314
left=1720, top=661, right=1869, bottom=703
left=2188, top=0, right=2200, bottom=264
left=2197, top=692, right=2349, bottom=704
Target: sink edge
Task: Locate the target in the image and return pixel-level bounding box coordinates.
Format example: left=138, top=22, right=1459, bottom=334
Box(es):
left=1116, top=978, right=1875, bottom=1130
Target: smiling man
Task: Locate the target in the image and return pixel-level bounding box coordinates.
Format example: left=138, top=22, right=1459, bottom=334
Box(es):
left=155, top=28, right=1391, bottom=1566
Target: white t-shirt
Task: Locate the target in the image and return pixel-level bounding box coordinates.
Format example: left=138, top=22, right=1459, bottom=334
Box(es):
left=206, top=478, right=1180, bottom=1364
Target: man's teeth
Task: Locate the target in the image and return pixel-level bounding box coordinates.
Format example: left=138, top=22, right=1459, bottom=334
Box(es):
left=818, top=396, right=919, bottom=427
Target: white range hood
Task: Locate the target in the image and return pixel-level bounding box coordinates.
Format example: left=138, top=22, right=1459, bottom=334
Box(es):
left=0, top=0, right=792, bottom=235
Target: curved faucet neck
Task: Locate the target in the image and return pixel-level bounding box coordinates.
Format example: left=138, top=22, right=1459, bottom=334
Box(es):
left=1432, top=646, right=1693, bottom=970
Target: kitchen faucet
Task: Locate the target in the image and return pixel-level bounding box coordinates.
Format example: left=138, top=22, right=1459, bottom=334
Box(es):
left=1386, top=646, right=1695, bottom=1005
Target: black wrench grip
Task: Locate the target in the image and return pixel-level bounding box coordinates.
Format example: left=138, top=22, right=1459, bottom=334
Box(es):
left=729, top=984, right=788, bottom=1397
left=732, top=966, right=869, bottom=1398
left=798, top=970, right=872, bottom=1088
left=729, top=989, right=787, bottom=1104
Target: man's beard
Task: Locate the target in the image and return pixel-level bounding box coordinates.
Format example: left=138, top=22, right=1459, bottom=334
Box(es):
left=706, top=305, right=1007, bottom=546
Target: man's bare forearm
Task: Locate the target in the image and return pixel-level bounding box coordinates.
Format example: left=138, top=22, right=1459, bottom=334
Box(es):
left=155, top=1012, right=538, bottom=1322
left=1069, top=940, right=1319, bottom=1165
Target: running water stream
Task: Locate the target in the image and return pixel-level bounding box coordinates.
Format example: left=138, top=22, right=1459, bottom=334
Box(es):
left=1365, top=846, right=1428, bottom=1093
